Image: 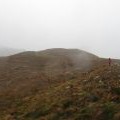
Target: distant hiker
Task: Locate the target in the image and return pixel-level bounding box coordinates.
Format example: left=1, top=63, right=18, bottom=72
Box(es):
left=108, top=58, right=112, bottom=66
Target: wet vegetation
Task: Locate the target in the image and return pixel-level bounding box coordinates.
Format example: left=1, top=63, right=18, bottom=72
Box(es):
left=0, top=49, right=120, bottom=120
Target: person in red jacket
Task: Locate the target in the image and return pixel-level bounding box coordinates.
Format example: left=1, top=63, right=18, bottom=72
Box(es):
left=108, top=58, right=112, bottom=66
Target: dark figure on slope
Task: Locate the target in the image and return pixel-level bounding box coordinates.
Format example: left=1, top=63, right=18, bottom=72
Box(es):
left=109, top=58, right=112, bottom=66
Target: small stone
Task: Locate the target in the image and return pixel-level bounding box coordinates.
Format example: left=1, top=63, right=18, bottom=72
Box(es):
left=94, top=76, right=100, bottom=80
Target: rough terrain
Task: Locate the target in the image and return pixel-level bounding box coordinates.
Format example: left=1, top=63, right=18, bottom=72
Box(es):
left=0, top=48, right=120, bottom=120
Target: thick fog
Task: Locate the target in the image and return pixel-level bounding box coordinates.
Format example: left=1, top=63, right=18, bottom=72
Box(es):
left=0, top=0, right=120, bottom=58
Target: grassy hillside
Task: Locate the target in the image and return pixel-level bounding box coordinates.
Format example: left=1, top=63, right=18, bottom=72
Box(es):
left=0, top=48, right=120, bottom=120
left=0, top=48, right=98, bottom=95
left=0, top=60, right=120, bottom=120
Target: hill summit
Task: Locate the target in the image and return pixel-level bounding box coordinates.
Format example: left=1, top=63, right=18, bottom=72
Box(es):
left=0, top=48, right=98, bottom=93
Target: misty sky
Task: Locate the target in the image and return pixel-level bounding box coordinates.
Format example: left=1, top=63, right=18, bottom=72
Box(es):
left=0, top=0, right=120, bottom=58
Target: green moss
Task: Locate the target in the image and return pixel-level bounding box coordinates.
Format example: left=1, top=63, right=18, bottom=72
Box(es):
left=112, top=87, right=120, bottom=95
left=75, top=107, right=92, bottom=120
left=24, top=105, right=51, bottom=119
left=62, top=99, right=73, bottom=109
left=102, top=102, right=116, bottom=120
